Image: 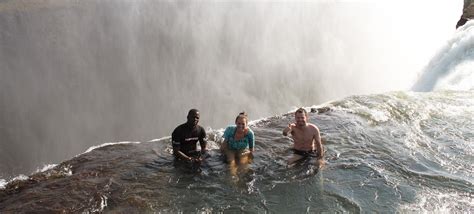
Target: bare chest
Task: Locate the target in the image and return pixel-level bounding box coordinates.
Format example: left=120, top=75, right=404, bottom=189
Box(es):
left=291, top=128, right=314, bottom=144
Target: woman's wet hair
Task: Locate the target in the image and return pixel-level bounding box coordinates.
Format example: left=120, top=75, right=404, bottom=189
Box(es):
left=235, top=112, right=248, bottom=123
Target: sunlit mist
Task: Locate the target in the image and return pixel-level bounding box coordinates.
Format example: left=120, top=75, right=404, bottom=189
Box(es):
left=0, top=0, right=463, bottom=177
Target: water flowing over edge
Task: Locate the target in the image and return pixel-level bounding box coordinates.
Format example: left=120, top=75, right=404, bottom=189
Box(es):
left=413, top=20, right=474, bottom=91
left=0, top=90, right=472, bottom=213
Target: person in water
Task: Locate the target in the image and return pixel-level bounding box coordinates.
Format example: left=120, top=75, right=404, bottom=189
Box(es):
left=171, top=109, right=208, bottom=163
left=221, top=112, right=255, bottom=174
left=282, top=108, right=323, bottom=165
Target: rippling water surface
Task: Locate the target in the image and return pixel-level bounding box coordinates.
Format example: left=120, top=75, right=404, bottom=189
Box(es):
left=1, top=91, right=472, bottom=213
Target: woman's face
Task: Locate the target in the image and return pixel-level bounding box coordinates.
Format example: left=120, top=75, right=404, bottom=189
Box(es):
left=235, top=117, right=247, bottom=131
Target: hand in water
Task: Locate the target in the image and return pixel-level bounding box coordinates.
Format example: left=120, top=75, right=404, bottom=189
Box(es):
left=200, top=150, right=210, bottom=159
left=187, top=157, right=202, bottom=164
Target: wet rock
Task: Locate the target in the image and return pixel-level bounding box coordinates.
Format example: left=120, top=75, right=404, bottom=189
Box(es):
left=457, top=0, right=474, bottom=28
left=310, top=107, right=331, bottom=114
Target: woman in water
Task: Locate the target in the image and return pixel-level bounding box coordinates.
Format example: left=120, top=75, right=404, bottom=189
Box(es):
left=221, top=112, right=255, bottom=175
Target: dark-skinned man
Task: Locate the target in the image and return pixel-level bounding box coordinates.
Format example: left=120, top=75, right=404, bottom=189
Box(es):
left=171, top=109, right=208, bottom=164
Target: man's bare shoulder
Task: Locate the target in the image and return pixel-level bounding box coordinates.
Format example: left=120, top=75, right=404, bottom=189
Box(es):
left=307, top=123, right=320, bottom=133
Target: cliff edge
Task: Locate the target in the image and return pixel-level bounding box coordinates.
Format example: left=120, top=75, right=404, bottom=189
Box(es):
left=457, top=0, right=474, bottom=28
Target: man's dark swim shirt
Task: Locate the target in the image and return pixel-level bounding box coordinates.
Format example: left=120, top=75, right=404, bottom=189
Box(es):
left=171, top=123, right=206, bottom=155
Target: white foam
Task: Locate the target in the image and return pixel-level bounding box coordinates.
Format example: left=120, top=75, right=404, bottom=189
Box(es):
left=399, top=189, right=474, bottom=213
left=413, top=20, right=474, bottom=92
left=35, top=164, right=58, bottom=173
left=1, top=174, right=30, bottom=189
left=334, top=99, right=390, bottom=123
left=148, top=136, right=170, bottom=142
left=91, top=195, right=108, bottom=212
left=0, top=164, right=73, bottom=190
left=286, top=106, right=302, bottom=114
left=60, top=165, right=73, bottom=176
left=367, top=108, right=390, bottom=123
left=204, top=127, right=226, bottom=150
left=436, top=60, right=474, bottom=91
left=80, top=141, right=141, bottom=156
left=34, top=164, right=72, bottom=177
left=100, top=195, right=108, bottom=211
left=248, top=117, right=268, bottom=126
left=11, top=174, right=28, bottom=182
left=0, top=179, right=6, bottom=189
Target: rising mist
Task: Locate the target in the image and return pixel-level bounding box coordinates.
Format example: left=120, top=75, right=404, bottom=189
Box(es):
left=0, top=0, right=461, bottom=178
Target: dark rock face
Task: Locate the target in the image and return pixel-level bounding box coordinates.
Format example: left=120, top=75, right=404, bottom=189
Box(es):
left=457, top=0, right=474, bottom=28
